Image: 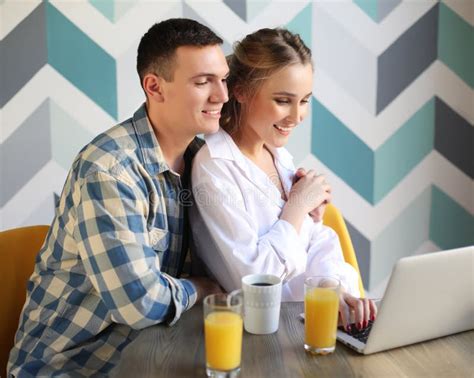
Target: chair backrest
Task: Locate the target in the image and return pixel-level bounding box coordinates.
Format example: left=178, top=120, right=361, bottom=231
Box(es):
left=323, top=204, right=365, bottom=297
left=0, top=225, right=49, bottom=376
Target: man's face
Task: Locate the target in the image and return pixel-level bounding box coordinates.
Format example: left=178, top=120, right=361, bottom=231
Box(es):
left=160, top=45, right=229, bottom=136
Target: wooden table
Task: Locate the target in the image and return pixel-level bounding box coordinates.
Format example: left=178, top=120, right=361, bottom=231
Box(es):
left=113, top=302, right=473, bottom=377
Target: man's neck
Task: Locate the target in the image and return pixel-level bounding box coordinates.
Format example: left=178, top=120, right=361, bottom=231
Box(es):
left=146, top=103, right=193, bottom=175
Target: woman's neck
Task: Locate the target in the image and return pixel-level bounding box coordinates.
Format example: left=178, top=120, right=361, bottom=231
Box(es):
left=231, top=127, right=266, bottom=163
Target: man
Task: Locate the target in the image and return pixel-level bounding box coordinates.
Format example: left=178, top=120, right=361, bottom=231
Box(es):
left=8, top=18, right=229, bottom=376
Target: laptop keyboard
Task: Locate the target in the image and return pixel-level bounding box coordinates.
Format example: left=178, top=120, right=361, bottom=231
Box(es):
left=339, top=320, right=374, bottom=343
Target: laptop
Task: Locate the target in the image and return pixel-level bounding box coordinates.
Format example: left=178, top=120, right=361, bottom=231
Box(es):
left=302, top=246, right=474, bottom=354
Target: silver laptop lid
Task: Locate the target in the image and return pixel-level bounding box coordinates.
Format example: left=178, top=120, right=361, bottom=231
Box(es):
left=364, top=246, right=474, bottom=354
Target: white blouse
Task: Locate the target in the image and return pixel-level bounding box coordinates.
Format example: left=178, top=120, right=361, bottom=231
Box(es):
left=190, top=128, right=360, bottom=301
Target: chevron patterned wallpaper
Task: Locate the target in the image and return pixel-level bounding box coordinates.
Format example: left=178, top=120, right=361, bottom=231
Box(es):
left=1, top=0, right=473, bottom=293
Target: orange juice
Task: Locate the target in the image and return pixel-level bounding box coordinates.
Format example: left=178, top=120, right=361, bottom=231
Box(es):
left=205, top=311, right=243, bottom=371
left=305, top=287, right=340, bottom=349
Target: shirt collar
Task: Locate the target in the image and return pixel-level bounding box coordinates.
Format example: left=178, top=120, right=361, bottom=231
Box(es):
left=204, top=128, right=294, bottom=171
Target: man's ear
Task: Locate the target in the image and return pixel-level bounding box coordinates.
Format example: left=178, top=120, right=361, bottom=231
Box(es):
left=143, top=73, right=166, bottom=102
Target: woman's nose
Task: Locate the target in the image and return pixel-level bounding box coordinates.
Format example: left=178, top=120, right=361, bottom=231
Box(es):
left=289, top=105, right=302, bottom=123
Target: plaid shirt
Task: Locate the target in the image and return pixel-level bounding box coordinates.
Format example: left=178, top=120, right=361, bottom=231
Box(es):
left=8, top=104, right=202, bottom=377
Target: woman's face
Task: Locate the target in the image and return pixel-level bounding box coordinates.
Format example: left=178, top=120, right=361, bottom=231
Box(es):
left=240, top=63, right=313, bottom=148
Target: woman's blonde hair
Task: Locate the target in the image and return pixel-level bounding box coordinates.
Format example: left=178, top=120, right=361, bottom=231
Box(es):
left=220, top=28, right=312, bottom=134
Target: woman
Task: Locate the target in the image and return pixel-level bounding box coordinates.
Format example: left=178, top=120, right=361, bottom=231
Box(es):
left=190, top=28, right=376, bottom=331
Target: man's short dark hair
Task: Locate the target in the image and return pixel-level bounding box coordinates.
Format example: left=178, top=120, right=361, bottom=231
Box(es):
left=137, top=18, right=223, bottom=84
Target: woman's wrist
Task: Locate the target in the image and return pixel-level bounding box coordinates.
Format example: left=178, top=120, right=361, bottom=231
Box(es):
left=280, top=203, right=305, bottom=233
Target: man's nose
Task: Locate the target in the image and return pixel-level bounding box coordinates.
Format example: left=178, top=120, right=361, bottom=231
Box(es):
left=210, top=81, right=229, bottom=103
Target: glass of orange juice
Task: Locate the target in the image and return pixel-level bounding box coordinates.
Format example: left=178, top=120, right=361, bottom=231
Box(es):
left=304, top=276, right=341, bottom=355
left=204, top=293, right=243, bottom=377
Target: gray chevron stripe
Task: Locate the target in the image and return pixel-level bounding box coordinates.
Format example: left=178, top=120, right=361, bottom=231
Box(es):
left=435, top=97, right=474, bottom=179
left=346, top=218, right=371, bottom=289
left=223, top=0, right=246, bottom=21
left=378, top=0, right=402, bottom=22
left=0, top=2, right=47, bottom=107
left=0, top=100, right=51, bottom=207
left=376, top=3, right=438, bottom=114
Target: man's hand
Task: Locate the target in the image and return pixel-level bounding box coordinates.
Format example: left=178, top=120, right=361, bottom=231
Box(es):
left=187, top=276, right=224, bottom=303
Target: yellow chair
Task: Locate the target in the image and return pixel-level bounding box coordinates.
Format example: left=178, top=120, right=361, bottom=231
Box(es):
left=323, top=204, right=365, bottom=298
left=0, top=225, right=49, bottom=377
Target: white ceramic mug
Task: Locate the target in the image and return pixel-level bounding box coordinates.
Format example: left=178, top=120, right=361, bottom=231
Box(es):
left=234, top=273, right=282, bottom=335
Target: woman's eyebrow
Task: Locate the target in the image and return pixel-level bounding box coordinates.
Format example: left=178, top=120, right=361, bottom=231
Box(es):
left=272, top=91, right=313, bottom=97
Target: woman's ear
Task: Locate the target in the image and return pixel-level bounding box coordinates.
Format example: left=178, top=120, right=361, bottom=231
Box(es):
left=143, top=73, right=165, bottom=102
left=233, top=85, right=247, bottom=104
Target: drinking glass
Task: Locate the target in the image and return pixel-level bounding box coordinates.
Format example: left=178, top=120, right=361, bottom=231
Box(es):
left=204, top=293, right=243, bottom=377
left=304, top=276, right=341, bottom=355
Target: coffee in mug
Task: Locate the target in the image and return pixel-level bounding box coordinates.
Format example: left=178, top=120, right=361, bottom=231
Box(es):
left=241, top=274, right=282, bottom=334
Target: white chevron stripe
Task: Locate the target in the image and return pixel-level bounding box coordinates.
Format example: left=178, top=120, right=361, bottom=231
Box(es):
left=314, top=61, right=474, bottom=150
left=314, top=0, right=437, bottom=55
left=49, top=0, right=181, bottom=57
left=0, top=160, right=66, bottom=230
left=0, top=65, right=116, bottom=144
left=313, top=4, right=377, bottom=115
left=443, top=0, right=474, bottom=25
left=116, top=41, right=145, bottom=121
left=0, top=0, right=41, bottom=39
left=184, top=0, right=310, bottom=42
left=364, top=275, right=389, bottom=299
left=299, top=151, right=473, bottom=240
left=365, top=241, right=441, bottom=296
left=414, top=240, right=441, bottom=255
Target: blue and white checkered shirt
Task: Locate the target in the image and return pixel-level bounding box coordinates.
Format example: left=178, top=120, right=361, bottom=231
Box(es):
left=8, top=104, right=201, bottom=377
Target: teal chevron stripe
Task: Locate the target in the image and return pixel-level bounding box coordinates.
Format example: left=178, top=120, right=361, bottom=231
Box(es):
left=374, top=99, right=435, bottom=203
left=354, top=0, right=378, bottom=21
left=50, top=100, right=94, bottom=171
left=312, top=98, right=374, bottom=202
left=89, top=0, right=137, bottom=23
left=370, top=186, right=432, bottom=288
left=354, top=0, right=401, bottom=22
left=438, top=2, right=474, bottom=88
left=286, top=3, right=312, bottom=49
left=46, top=3, right=117, bottom=118
left=312, top=98, right=438, bottom=204
left=89, top=0, right=114, bottom=22
left=430, top=186, right=474, bottom=249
